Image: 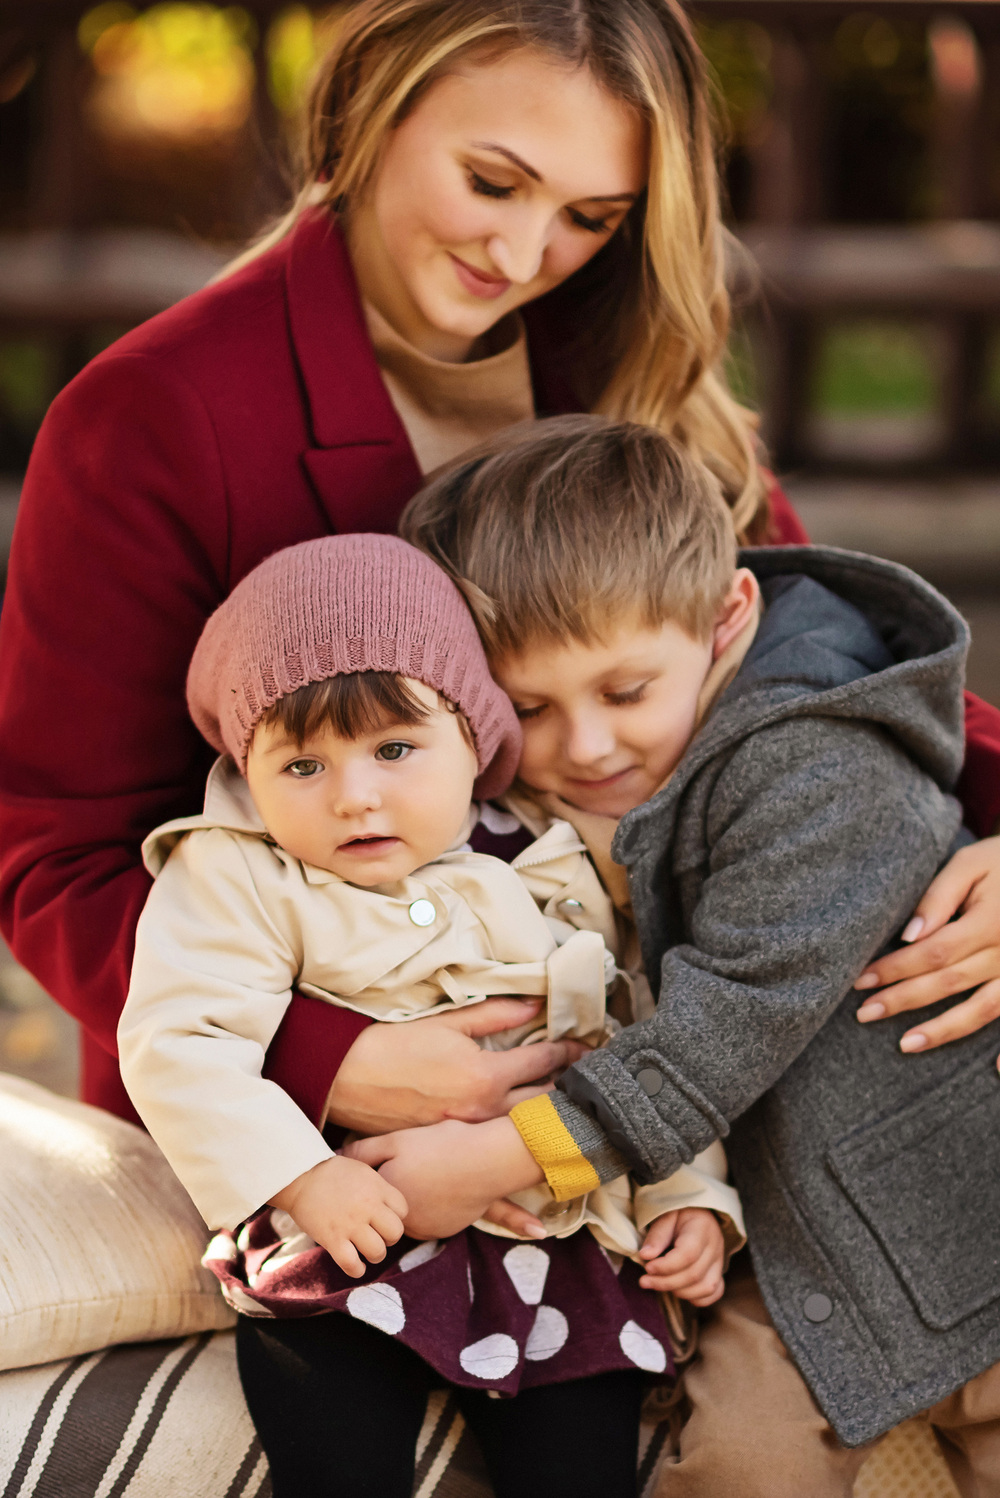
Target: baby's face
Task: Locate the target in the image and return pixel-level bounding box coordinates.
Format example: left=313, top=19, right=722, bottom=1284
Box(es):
left=246, top=680, right=479, bottom=886
left=495, top=617, right=715, bottom=819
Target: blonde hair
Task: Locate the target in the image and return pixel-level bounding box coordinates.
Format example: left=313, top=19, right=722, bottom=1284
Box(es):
left=399, top=415, right=738, bottom=658
left=226, top=0, right=767, bottom=539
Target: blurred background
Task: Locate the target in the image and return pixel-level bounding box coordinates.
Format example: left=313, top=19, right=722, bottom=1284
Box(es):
left=0, top=0, right=998, bottom=1091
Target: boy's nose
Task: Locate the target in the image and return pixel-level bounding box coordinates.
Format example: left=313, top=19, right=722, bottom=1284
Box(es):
left=563, top=713, right=617, bottom=767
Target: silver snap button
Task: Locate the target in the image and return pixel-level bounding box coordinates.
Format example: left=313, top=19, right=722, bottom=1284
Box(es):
left=408, top=899, right=436, bottom=928
left=803, top=1293, right=833, bottom=1324
left=559, top=898, right=583, bottom=910
left=636, top=1067, right=663, bottom=1097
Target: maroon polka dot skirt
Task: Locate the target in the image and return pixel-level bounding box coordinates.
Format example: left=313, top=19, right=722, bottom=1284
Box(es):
left=204, top=1213, right=675, bottom=1395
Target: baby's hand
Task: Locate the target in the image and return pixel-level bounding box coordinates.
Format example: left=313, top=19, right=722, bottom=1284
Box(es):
left=270, top=1156, right=407, bottom=1279
left=637, top=1207, right=725, bottom=1306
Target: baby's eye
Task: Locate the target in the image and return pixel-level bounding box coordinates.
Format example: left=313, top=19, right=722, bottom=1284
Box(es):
left=376, top=742, right=412, bottom=762
left=286, top=758, right=322, bottom=777
left=605, top=684, right=647, bottom=707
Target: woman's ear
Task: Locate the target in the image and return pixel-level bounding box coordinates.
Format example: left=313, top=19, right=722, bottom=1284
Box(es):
left=711, top=569, right=760, bottom=660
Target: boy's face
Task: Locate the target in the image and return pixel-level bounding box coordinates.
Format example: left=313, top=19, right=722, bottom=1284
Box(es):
left=494, top=573, right=758, bottom=819
left=245, top=680, right=479, bottom=886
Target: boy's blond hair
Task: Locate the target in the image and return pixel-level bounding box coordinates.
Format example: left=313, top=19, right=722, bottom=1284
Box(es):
left=400, top=415, right=738, bottom=660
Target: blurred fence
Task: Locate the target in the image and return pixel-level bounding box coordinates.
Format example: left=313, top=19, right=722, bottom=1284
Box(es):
left=0, top=1, right=999, bottom=479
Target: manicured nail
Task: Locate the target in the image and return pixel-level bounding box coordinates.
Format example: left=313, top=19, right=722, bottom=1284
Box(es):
left=854, top=972, right=879, bottom=990
left=900, top=1032, right=928, bottom=1052
left=856, top=1001, right=885, bottom=1022
left=526, top=1223, right=547, bottom=1239
left=902, top=917, right=925, bottom=943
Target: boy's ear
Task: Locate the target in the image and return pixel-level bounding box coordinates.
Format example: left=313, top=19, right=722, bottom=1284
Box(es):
left=711, top=569, right=760, bottom=661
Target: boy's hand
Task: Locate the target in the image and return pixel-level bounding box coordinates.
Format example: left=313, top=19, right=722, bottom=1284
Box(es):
left=638, top=1207, right=725, bottom=1305
left=270, top=1156, right=408, bottom=1279
left=344, top=1117, right=544, bottom=1240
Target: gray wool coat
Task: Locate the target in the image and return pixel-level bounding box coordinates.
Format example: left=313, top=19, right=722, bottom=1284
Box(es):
left=551, top=545, right=1000, bottom=1447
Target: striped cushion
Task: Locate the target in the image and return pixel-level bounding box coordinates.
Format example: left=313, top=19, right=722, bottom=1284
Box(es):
left=0, top=1330, right=958, bottom=1498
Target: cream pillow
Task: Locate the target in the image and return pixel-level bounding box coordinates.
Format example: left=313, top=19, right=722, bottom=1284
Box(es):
left=0, top=1073, right=234, bottom=1372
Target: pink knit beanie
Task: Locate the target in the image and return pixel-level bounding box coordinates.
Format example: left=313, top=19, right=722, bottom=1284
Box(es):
left=187, top=534, right=521, bottom=800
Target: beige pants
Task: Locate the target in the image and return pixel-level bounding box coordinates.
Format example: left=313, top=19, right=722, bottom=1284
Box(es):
left=657, top=1257, right=1000, bottom=1498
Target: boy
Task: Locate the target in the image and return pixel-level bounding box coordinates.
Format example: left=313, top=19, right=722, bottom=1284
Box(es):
left=350, top=415, right=1000, bottom=1496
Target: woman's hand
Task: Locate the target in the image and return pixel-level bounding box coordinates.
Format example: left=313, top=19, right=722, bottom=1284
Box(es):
left=344, top=1117, right=544, bottom=1240
left=854, top=837, right=1000, bottom=1056
left=270, top=1156, right=408, bottom=1279
left=325, top=999, right=587, bottom=1134
left=637, top=1207, right=725, bottom=1306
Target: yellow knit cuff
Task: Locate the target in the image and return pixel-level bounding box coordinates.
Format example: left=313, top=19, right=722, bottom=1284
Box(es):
left=509, top=1094, right=601, bottom=1202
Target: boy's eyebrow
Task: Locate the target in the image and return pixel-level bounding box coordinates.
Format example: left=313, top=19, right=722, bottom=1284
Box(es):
left=468, top=141, right=638, bottom=203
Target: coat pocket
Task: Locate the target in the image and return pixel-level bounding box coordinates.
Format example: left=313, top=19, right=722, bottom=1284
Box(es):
left=827, top=1060, right=1000, bottom=1332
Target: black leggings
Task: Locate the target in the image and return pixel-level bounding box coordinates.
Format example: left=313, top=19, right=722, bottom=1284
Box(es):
left=237, top=1312, right=644, bottom=1498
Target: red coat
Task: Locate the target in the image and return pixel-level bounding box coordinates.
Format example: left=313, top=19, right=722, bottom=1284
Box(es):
left=1, top=208, right=998, bottom=1126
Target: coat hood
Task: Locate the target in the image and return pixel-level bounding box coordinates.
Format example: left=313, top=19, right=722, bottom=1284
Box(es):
left=614, top=546, right=969, bottom=866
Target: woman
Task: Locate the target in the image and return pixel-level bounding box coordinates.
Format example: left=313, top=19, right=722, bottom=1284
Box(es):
left=0, top=0, right=997, bottom=1139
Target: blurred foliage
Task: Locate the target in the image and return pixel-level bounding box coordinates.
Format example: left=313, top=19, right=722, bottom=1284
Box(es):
left=811, top=320, right=938, bottom=414
left=826, top=13, right=933, bottom=220
left=698, top=20, right=773, bottom=148
left=0, top=342, right=53, bottom=431
left=78, top=3, right=257, bottom=140
left=724, top=324, right=761, bottom=409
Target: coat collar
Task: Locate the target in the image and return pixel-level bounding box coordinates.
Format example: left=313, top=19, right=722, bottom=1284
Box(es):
left=285, top=208, right=423, bottom=533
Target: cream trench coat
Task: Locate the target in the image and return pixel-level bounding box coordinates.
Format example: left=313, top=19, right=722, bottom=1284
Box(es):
left=119, top=757, right=744, bottom=1264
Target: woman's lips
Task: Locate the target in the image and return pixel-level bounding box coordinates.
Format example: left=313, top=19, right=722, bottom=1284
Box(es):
left=448, top=253, right=511, bottom=301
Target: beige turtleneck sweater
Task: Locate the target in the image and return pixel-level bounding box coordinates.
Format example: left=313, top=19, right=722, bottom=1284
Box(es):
left=363, top=301, right=536, bottom=475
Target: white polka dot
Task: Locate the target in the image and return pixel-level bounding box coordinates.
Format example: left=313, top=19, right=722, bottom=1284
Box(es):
left=253, top=1228, right=316, bottom=1284
left=525, top=1305, right=569, bottom=1361
left=459, top=1334, right=520, bottom=1380
left=235, top=1223, right=252, bottom=1253
left=223, top=1285, right=273, bottom=1317
left=619, top=1320, right=667, bottom=1372
left=347, top=1283, right=406, bottom=1335
left=502, top=1243, right=550, bottom=1305
left=399, top=1240, right=442, bottom=1271
left=203, top=1232, right=237, bottom=1264
left=269, top=1209, right=299, bottom=1239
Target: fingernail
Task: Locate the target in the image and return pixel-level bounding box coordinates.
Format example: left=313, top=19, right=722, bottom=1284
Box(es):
left=854, top=972, right=879, bottom=990
left=900, top=1032, right=928, bottom=1052
left=856, top=1001, right=885, bottom=1022
left=526, top=1224, right=547, bottom=1239
left=902, top=917, right=925, bottom=943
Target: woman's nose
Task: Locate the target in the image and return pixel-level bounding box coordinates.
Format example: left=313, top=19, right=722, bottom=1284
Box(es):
left=486, top=213, right=550, bottom=285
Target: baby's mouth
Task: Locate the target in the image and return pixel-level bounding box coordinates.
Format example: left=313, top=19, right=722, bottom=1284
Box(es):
left=338, top=834, right=400, bottom=854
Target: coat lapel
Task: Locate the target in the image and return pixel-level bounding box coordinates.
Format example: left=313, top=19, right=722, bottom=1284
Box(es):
left=286, top=209, right=423, bottom=534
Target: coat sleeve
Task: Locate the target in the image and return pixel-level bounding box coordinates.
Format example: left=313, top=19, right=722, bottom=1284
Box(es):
left=119, top=829, right=333, bottom=1228
left=553, top=716, right=962, bottom=1186
left=0, top=353, right=370, bottom=1120
left=768, top=473, right=1000, bottom=837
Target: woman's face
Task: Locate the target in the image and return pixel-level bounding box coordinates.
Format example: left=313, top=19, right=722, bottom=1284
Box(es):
left=349, top=49, right=649, bottom=361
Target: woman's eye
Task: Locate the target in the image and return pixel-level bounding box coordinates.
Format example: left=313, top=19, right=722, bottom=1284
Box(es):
left=376, top=742, right=412, bottom=762
left=287, top=759, right=322, bottom=777
left=569, top=208, right=612, bottom=234
left=468, top=169, right=515, bottom=201
left=605, top=685, right=647, bottom=707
